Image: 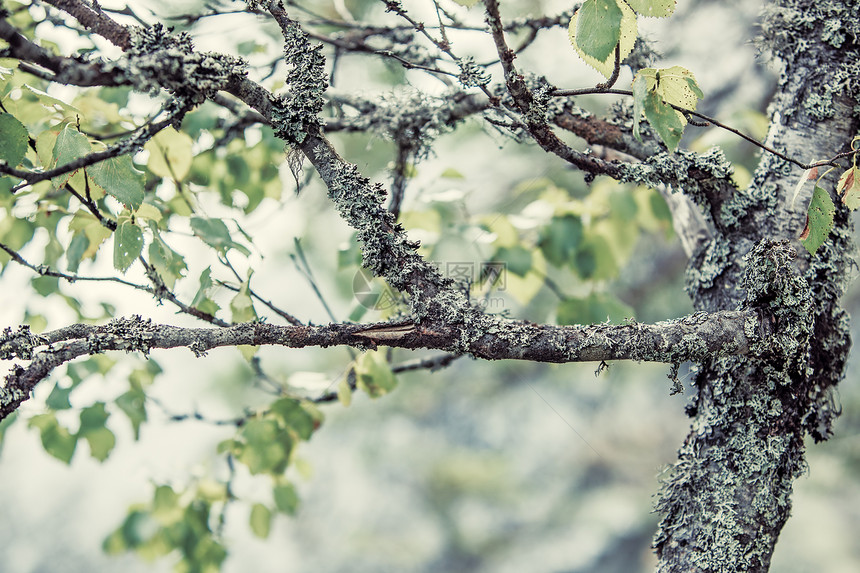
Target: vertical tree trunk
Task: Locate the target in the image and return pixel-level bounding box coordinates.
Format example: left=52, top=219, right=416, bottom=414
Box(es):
left=654, top=1, right=859, bottom=571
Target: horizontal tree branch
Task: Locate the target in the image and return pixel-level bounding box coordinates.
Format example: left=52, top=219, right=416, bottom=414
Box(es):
left=1, top=309, right=762, bottom=420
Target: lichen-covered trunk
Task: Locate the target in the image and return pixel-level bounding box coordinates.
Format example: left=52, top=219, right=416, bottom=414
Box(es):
left=653, top=1, right=859, bottom=571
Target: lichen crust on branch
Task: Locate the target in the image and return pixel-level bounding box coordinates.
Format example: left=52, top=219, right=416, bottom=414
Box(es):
left=267, top=2, right=327, bottom=144
left=123, top=24, right=248, bottom=102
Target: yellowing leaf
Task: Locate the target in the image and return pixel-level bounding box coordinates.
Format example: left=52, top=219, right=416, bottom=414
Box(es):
left=569, top=0, right=636, bottom=79
left=638, top=66, right=703, bottom=112
left=837, top=165, right=860, bottom=209
left=22, top=84, right=80, bottom=114
left=144, top=127, right=193, bottom=181
left=135, top=202, right=162, bottom=222
left=69, top=210, right=112, bottom=259
left=354, top=350, right=397, bottom=398
left=790, top=167, right=815, bottom=207
left=337, top=376, right=352, bottom=407
left=623, top=0, right=676, bottom=17
left=632, top=66, right=703, bottom=151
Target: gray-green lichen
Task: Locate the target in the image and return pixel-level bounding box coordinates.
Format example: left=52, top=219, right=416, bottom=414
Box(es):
left=618, top=147, right=737, bottom=225
left=457, top=56, right=491, bottom=88
left=121, top=24, right=248, bottom=103
left=0, top=325, right=42, bottom=360
left=760, top=0, right=860, bottom=121
left=330, top=88, right=467, bottom=159
left=270, top=18, right=327, bottom=144
left=685, top=237, right=733, bottom=296
left=741, top=240, right=812, bottom=371
left=653, top=238, right=835, bottom=570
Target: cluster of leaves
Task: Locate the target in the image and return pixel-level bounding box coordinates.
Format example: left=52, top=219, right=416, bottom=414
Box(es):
left=797, top=136, right=860, bottom=254
left=27, top=357, right=156, bottom=464
left=569, top=0, right=704, bottom=153
left=101, top=396, right=317, bottom=571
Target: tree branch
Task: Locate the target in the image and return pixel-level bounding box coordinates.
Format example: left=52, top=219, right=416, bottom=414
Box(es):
left=1, top=308, right=763, bottom=419
left=482, top=0, right=622, bottom=178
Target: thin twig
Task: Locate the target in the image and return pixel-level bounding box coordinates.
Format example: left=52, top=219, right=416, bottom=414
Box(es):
left=0, top=240, right=149, bottom=290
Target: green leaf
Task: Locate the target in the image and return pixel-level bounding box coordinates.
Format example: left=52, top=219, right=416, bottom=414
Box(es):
left=51, top=126, right=91, bottom=187
left=144, top=127, right=193, bottom=181
left=116, top=388, right=147, bottom=440
left=79, top=401, right=110, bottom=427
left=800, top=185, right=835, bottom=254
left=113, top=219, right=144, bottom=271
left=191, top=216, right=251, bottom=256
left=66, top=232, right=90, bottom=273
left=493, top=246, right=532, bottom=277
left=230, top=283, right=257, bottom=324
left=191, top=267, right=220, bottom=315
left=539, top=215, right=583, bottom=267
left=82, top=425, right=116, bottom=462
left=354, top=350, right=397, bottom=398
left=270, top=398, right=316, bottom=440
left=78, top=403, right=115, bottom=462
left=28, top=413, right=78, bottom=464
left=569, top=0, right=636, bottom=78
left=88, top=155, right=145, bottom=211
left=273, top=482, right=299, bottom=515
left=237, top=419, right=292, bottom=475
left=0, top=112, right=29, bottom=167
left=632, top=67, right=703, bottom=151
left=152, top=485, right=182, bottom=523
left=0, top=216, right=35, bottom=252
left=69, top=210, right=113, bottom=260
left=46, top=382, right=74, bottom=410
left=643, top=89, right=684, bottom=152
left=148, top=234, right=187, bottom=290
left=249, top=503, right=272, bottom=539
left=557, top=292, right=635, bottom=325
left=575, top=0, right=623, bottom=62
left=31, top=275, right=59, bottom=297
left=623, top=0, right=676, bottom=17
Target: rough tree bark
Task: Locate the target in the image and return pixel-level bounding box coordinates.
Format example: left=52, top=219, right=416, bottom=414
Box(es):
left=652, top=1, right=859, bottom=571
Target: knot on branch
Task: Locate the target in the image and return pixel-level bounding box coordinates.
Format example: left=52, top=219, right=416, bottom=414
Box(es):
left=741, top=239, right=812, bottom=371
left=0, top=325, right=44, bottom=360
left=124, top=24, right=248, bottom=103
